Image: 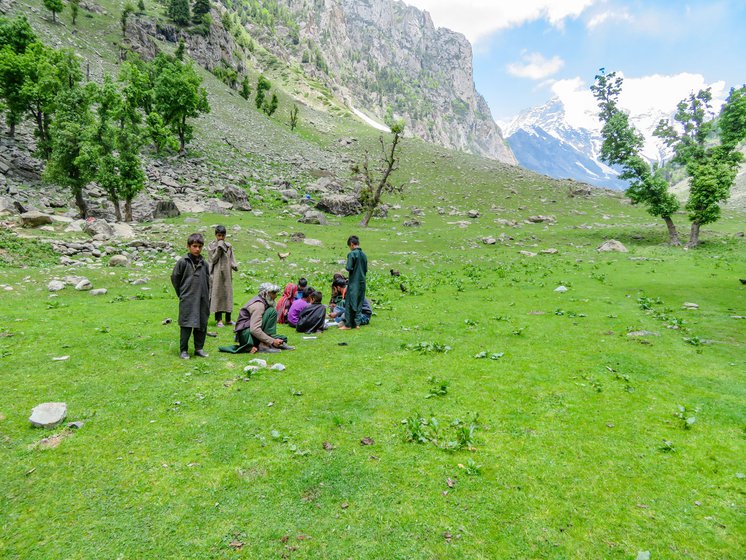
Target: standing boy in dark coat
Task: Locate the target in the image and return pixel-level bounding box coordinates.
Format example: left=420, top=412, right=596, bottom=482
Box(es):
left=339, top=235, right=367, bottom=330
left=171, top=233, right=211, bottom=359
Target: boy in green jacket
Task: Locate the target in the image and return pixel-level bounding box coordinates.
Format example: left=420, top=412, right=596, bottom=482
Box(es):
left=339, top=235, right=367, bottom=330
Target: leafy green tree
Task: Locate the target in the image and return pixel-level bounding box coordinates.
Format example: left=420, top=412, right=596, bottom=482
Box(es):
left=44, top=84, right=95, bottom=217
left=80, top=76, right=124, bottom=220
left=265, top=92, right=278, bottom=116
left=43, top=0, right=65, bottom=23
left=175, top=38, right=186, bottom=61
left=69, top=0, right=80, bottom=25
left=239, top=74, right=250, bottom=100
left=0, top=17, right=38, bottom=137
left=356, top=120, right=405, bottom=227
left=591, top=69, right=681, bottom=245
left=655, top=86, right=746, bottom=247
left=167, top=0, right=190, bottom=26
left=121, top=2, right=135, bottom=38
left=0, top=15, right=37, bottom=54
left=289, top=104, right=298, bottom=131
left=119, top=54, right=155, bottom=115
left=153, top=54, right=209, bottom=153
left=255, top=74, right=269, bottom=109
left=145, top=110, right=177, bottom=154
left=137, top=0, right=146, bottom=14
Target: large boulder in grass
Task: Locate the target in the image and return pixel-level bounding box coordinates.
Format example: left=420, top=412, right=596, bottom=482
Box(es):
left=315, top=194, right=361, bottom=217
left=20, top=211, right=53, bottom=227
left=222, top=185, right=251, bottom=211
left=83, top=218, right=114, bottom=238
left=0, top=196, right=18, bottom=216
left=298, top=210, right=328, bottom=225
left=597, top=239, right=628, bottom=253
left=29, top=402, right=67, bottom=429
left=152, top=200, right=180, bottom=219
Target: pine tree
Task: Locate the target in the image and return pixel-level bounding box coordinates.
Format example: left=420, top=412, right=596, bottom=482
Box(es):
left=192, top=0, right=210, bottom=24
left=168, top=0, right=190, bottom=26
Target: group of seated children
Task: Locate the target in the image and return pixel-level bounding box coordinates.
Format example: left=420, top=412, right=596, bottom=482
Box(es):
left=276, top=275, right=372, bottom=334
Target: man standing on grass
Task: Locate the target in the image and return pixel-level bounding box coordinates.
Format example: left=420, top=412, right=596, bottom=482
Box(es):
left=339, top=235, right=367, bottom=330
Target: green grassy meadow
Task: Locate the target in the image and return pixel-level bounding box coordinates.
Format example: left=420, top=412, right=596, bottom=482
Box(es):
left=0, top=3, right=744, bottom=558
left=1, top=154, right=745, bottom=559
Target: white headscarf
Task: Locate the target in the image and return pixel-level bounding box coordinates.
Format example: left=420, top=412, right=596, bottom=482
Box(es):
left=258, top=283, right=281, bottom=303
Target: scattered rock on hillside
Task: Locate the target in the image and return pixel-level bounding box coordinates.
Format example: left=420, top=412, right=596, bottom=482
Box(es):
left=569, top=185, right=592, bottom=197
left=109, top=255, right=129, bottom=267
left=90, top=289, right=108, bottom=296
left=20, top=211, right=53, bottom=227
left=75, top=279, right=93, bottom=291
left=0, top=196, right=17, bottom=215
left=47, top=280, right=65, bottom=292
left=554, top=285, right=568, bottom=293
left=541, top=248, right=559, bottom=254
left=527, top=215, right=555, bottom=224
left=403, top=219, right=420, bottom=227
left=111, top=222, right=136, bottom=239
left=299, top=210, right=328, bottom=225
left=627, top=330, right=659, bottom=337
left=290, top=232, right=306, bottom=242
left=303, top=238, right=323, bottom=247
left=682, top=302, right=699, bottom=310
left=482, top=237, right=496, bottom=245
left=153, top=200, right=180, bottom=219
left=467, top=210, right=480, bottom=218
left=315, top=194, right=361, bottom=216
left=597, top=239, right=628, bottom=253
left=83, top=218, right=114, bottom=239
left=222, top=185, right=251, bottom=211
left=519, top=251, right=537, bottom=257
left=29, top=402, right=67, bottom=429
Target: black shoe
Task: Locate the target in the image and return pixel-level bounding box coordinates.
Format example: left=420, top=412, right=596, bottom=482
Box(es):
left=194, top=349, right=208, bottom=358
left=279, top=343, right=295, bottom=351
left=257, top=343, right=281, bottom=353
left=180, top=351, right=190, bottom=360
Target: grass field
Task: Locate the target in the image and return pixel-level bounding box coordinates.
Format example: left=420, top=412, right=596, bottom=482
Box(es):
left=1, top=3, right=744, bottom=558
left=1, top=161, right=744, bottom=558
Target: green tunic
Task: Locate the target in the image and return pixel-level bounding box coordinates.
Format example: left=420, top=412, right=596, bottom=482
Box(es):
left=344, top=247, right=367, bottom=327
left=218, top=303, right=287, bottom=353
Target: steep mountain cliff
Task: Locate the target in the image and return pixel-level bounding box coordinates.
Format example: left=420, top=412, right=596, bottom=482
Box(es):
left=245, top=0, right=516, bottom=164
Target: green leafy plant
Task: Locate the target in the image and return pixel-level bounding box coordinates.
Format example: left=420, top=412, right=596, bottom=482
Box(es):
left=425, top=376, right=449, bottom=399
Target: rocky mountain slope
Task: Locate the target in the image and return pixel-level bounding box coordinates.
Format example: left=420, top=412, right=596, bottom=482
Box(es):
left=248, top=0, right=516, bottom=164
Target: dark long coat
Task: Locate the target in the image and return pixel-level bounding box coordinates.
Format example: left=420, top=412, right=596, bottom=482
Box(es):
left=171, top=254, right=211, bottom=329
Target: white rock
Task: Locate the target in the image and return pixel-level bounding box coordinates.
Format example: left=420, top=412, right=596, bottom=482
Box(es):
left=554, top=285, right=569, bottom=293
left=247, top=358, right=267, bottom=368
left=111, top=223, right=136, bottom=239
left=90, top=289, right=108, bottom=296
left=109, top=255, right=129, bottom=267
left=29, top=402, right=67, bottom=429
left=48, top=280, right=66, bottom=292
left=597, top=239, right=628, bottom=253
left=243, top=365, right=261, bottom=374
left=682, top=302, right=699, bottom=310
left=270, top=363, right=286, bottom=371
left=75, top=279, right=93, bottom=291
left=303, top=238, right=323, bottom=247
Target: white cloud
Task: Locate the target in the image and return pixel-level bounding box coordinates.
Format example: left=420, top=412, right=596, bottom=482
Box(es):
left=586, top=8, right=633, bottom=30
left=404, top=0, right=597, bottom=43
left=550, top=73, right=728, bottom=131
left=507, top=53, right=565, bottom=80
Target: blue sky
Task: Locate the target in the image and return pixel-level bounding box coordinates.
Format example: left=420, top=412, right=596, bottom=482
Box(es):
left=405, top=0, right=746, bottom=123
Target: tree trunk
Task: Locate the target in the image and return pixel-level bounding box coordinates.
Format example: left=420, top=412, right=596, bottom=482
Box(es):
left=663, top=216, right=681, bottom=246
left=125, top=199, right=133, bottom=222
left=113, top=199, right=122, bottom=222
left=9, top=121, right=15, bottom=137
left=74, top=188, right=88, bottom=218
left=687, top=221, right=701, bottom=248
left=360, top=209, right=372, bottom=228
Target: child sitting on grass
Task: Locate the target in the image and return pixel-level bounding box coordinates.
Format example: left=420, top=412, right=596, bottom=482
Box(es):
left=286, top=287, right=313, bottom=328
left=296, top=290, right=327, bottom=333
left=171, top=233, right=211, bottom=359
